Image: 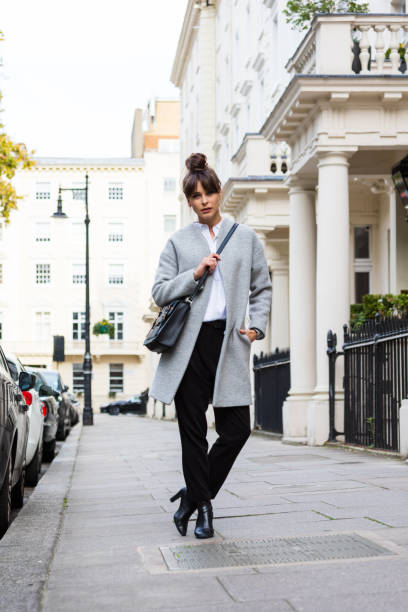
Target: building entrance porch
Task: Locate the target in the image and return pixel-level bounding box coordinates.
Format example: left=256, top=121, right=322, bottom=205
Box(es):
left=283, top=146, right=408, bottom=445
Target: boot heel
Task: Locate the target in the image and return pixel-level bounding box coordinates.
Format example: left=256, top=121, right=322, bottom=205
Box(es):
left=170, top=488, right=183, bottom=503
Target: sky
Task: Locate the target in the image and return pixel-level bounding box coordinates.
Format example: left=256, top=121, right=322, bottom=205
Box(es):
left=0, top=0, right=187, bottom=157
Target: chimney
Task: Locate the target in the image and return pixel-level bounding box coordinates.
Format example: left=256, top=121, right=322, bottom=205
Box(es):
left=131, top=108, right=144, bottom=158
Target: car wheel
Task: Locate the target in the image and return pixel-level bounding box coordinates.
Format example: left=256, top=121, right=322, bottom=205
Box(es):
left=11, top=462, right=25, bottom=509
left=25, top=442, right=42, bottom=487
left=43, top=438, right=56, bottom=462
left=56, top=414, right=66, bottom=441
left=0, top=457, right=12, bottom=538
left=109, top=405, right=120, bottom=415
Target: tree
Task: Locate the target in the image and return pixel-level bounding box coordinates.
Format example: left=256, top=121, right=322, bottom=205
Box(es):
left=283, top=1, right=369, bottom=31
left=0, top=31, right=35, bottom=222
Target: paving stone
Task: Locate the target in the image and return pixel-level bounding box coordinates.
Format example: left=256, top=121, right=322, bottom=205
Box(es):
left=218, top=558, right=408, bottom=602
left=43, top=573, right=233, bottom=611
left=5, top=413, right=408, bottom=611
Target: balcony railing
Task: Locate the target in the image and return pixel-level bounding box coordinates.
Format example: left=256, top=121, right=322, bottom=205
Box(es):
left=286, top=13, right=408, bottom=77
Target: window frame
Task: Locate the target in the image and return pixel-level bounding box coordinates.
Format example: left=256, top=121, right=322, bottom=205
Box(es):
left=72, top=363, right=84, bottom=392
left=107, top=263, right=125, bottom=287
left=107, top=311, right=124, bottom=341
left=109, top=363, right=124, bottom=393
left=35, top=263, right=51, bottom=285
left=108, top=183, right=124, bottom=200
left=72, top=311, right=86, bottom=341
left=353, top=225, right=372, bottom=303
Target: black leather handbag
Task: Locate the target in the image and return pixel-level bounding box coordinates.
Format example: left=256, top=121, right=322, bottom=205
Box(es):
left=144, top=223, right=238, bottom=353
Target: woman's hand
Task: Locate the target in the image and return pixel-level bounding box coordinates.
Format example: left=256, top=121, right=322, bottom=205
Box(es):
left=239, top=329, right=257, bottom=343
left=194, top=253, right=221, bottom=280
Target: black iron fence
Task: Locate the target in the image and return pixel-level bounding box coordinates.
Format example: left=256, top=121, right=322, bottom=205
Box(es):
left=253, top=349, right=290, bottom=434
left=340, top=316, right=408, bottom=451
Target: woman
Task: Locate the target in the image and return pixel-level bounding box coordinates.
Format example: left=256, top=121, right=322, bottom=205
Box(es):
left=150, top=153, right=271, bottom=539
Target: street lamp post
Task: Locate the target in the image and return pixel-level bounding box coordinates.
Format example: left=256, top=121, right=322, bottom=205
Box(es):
left=52, top=173, right=93, bottom=425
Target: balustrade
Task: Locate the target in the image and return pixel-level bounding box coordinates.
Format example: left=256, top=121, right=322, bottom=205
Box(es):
left=287, top=14, right=408, bottom=77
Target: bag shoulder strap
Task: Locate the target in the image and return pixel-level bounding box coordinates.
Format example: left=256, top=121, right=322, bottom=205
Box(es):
left=189, top=222, right=239, bottom=302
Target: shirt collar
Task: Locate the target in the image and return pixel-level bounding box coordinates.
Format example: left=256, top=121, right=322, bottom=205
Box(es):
left=196, top=218, right=223, bottom=236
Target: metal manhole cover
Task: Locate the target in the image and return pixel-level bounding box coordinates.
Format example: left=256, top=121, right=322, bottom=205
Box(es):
left=161, top=533, right=392, bottom=570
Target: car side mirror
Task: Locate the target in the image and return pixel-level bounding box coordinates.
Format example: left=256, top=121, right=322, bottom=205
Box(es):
left=19, top=371, right=35, bottom=391
left=39, top=384, right=54, bottom=397
left=63, top=384, right=69, bottom=392
left=8, top=362, right=19, bottom=382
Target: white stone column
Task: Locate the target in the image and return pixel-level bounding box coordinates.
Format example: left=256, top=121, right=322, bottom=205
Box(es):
left=309, top=151, right=350, bottom=445
left=198, top=3, right=216, bottom=165
left=389, top=187, right=397, bottom=294
left=282, top=180, right=316, bottom=443
left=270, top=268, right=289, bottom=351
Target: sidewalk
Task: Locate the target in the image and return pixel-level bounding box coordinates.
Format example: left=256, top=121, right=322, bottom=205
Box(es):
left=3, top=414, right=408, bottom=611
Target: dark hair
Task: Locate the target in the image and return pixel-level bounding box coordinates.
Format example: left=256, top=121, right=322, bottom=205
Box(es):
left=182, top=153, right=221, bottom=200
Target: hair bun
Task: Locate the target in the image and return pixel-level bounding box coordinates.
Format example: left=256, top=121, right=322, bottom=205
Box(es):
left=185, top=152, right=208, bottom=172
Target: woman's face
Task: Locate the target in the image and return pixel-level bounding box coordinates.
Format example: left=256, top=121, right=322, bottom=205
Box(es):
left=188, top=180, right=222, bottom=226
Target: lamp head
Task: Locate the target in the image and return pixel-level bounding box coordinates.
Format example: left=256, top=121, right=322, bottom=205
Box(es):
left=52, top=189, right=68, bottom=219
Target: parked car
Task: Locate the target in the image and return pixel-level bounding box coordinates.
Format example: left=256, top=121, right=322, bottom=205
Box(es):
left=101, top=390, right=148, bottom=415
left=0, top=344, right=33, bottom=538
left=28, top=369, right=72, bottom=441
left=66, top=391, right=80, bottom=426
left=6, top=355, right=44, bottom=487
left=25, top=368, right=59, bottom=462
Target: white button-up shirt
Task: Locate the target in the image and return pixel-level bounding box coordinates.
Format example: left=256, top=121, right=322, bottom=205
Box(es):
left=196, top=219, right=227, bottom=322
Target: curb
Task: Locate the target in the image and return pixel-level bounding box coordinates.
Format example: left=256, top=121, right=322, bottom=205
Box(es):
left=0, top=422, right=82, bottom=612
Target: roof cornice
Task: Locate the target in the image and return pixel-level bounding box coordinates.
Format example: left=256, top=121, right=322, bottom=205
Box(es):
left=30, top=157, right=145, bottom=172
left=170, top=0, right=201, bottom=87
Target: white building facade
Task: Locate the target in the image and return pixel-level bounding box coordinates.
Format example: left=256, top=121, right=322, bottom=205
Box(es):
left=1, top=102, right=180, bottom=409
left=171, top=0, right=408, bottom=443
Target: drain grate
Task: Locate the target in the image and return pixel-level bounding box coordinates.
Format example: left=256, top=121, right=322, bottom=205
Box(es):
left=161, top=533, right=392, bottom=570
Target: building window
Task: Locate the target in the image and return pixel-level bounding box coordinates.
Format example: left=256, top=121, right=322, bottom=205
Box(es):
left=163, top=215, right=176, bottom=234
left=35, top=311, right=51, bottom=342
left=72, top=263, right=86, bottom=284
left=109, top=363, right=123, bottom=392
left=108, top=184, right=124, bottom=200
left=108, top=264, right=124, bottom=285
left=36, top=264, right=51, bottom=284
left=35, top=222, right=51, bottom=242
left=354, top=226, right=372, bottom=303
left=72, top=363, right=84, bottom=392
left=163, top=177, right=176, bottom=192
left=35, top=183, right=51, bottom=199
left=107, top=222, right=124, bottom=243
left=108, top=311, right=123, bottom=340
left=72, top=311, right=85, bottom=340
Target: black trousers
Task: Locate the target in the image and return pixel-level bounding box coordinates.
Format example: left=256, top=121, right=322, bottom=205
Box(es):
left=174, top=322, right=250, bottom=504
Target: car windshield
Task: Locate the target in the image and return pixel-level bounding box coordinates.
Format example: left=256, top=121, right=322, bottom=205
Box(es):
left=41, top=371, right=62, bottom=392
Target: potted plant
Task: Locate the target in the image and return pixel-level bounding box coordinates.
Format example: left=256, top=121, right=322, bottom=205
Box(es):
left=384, top=44, right=406, bottom=73
left=92, top=318, right=115, bottom=339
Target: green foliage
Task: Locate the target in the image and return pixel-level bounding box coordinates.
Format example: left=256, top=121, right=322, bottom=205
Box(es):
left=384, top=43, right=406, bottom=61
left=283, top=0, right=369, bottom=31
left=92, top=319, right=115, bottom=339
left=0, top=30, right=35, bottom=222
left=350, top=293, right=408, bottom=329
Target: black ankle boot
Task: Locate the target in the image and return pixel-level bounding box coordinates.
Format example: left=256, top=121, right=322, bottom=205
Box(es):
left=170, top=487, right=197, bottom=536
left=194, top=501, right=214, bottom=539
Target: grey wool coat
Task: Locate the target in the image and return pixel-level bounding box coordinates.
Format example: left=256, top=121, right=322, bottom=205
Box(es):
left=149, top=217, right=272, bottom=407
